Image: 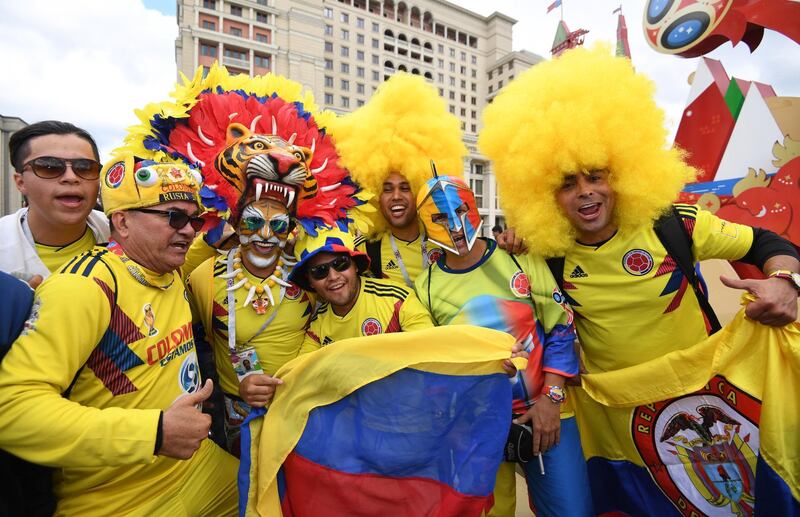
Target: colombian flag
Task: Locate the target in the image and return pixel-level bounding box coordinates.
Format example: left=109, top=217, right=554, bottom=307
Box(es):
left=575, top=308, right=799, bottom=516
left=240, top=325, right=524, bottom=516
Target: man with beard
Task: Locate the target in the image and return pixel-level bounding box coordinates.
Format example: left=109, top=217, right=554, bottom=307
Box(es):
left=187, top=181, right=314, bottom=454
left=0, top=152, right=238, bottom=516
left=414, top=172, right=592, bottom=517
left=330, top=74, right=465, bottom=287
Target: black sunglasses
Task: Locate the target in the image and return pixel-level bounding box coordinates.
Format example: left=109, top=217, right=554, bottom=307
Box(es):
left=134, top=208, right=204, bottom=232
left=307, top=255, right=353, bottom=280
left=23, top=156, right=101, bottom=180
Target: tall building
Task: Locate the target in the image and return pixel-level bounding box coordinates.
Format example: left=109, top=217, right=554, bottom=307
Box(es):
left=175, top=0, right=543, bottom=234
left=0, top=115, right=27, bottom=216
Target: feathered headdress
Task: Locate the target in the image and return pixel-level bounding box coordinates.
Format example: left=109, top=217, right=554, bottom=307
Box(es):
left=119, top=63, right=370, bottom=237
left=327, top=73, right=466, bottom=238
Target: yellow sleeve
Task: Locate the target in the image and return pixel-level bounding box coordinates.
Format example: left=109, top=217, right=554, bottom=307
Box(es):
left=186, top=257, right=214, bottom=330
left=686, top=204, right=754, bottom=262
left=0, top=274, right=160, bottom=467
left=399, top=290, right=435, bottom=332
left=180, top=234, right=217, bottom=279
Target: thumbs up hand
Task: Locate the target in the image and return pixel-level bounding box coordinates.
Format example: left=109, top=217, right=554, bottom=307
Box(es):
left=158, top=379, right=214, bottom=459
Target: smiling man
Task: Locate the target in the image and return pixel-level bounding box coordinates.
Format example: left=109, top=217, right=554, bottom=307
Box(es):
left=0, top=121, right=110, bottom=283
left=287, top=227, right=433, bottom=353
left=330, top=73, right=466, bottom=287
left=0, top=152, right=238, bottom=516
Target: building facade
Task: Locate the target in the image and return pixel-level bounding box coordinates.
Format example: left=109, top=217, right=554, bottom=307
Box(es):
left=0, top=115, right=27, bottom=216
left=176, top=0, right=542, bottom=234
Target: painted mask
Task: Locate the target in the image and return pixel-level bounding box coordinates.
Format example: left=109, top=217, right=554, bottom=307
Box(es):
left=237, top=198, right=292, bottom=268
left=416, top=175, right=482, bottom=255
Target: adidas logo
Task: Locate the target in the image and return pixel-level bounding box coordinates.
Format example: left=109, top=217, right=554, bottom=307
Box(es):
left=385, top=260, right=399, bottom=270
left=322, top=336, right=334, bottom=346
left=569, top=265, right=588, bottom=278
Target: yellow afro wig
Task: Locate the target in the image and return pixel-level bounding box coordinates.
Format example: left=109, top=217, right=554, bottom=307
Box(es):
left=328, top=73, right=467, bottom=237
left=479, top=45, right=697, bottom=257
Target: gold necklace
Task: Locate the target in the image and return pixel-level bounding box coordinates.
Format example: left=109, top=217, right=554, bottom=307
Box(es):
left=222, top=247, right=295, bottom=314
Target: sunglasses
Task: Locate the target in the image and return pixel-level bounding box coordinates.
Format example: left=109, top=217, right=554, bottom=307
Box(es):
left=240, top=216, right=290, bottom=234
left=307, top=255, right=353, bottom=280
left=134, top=208, right=205, bottom=232
left=23, top=156, right=101, bottom=180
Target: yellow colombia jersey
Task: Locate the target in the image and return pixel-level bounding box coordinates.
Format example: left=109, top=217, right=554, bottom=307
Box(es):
left=34, top=226, right=96, bottom=273
left=356, top=232, right=443, bottom=286
left=301, top=277, right=433, bottom=353
left=564, top=204, right=754, bottom=373
left=187, top=254, right=315, bottom=396
left=0, top=245, right=235, bottom=515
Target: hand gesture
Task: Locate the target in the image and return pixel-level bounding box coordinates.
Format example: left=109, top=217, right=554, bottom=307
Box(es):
left=239, top=373, right=283, bottom=408
left=720, top=275, right=798, bottom=326
left=514, top=400, right=561, bottom=455
left=496, top=227, right=528, bottom=255
left=159, top=379, right=214, bottom=459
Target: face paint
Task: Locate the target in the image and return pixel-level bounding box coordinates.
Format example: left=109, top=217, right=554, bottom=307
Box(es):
left=416, top=175, right=482, bottom=255
left=237, top=198, right=291, bottom=269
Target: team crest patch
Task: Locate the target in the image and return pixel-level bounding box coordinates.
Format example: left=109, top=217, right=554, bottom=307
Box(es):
left=361, top=317, right=383, bottom=336
left=622, top=249, right=654, bottom=276
left=142, top=303, right=158, bottom=336
left=285, top=283, right=301, bottom=300
left=632, top=375, right=760, bottom=516
left=104, top=161, right=125, bottom=189
left=509, top=271, right=531, bottom=298
left=178, top=351, right=201, bottom=394
left=427, top=248, right=444, bottom=264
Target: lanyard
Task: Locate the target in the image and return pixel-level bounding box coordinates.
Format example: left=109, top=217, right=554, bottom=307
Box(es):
left=389, top=232, right=429, bottom=288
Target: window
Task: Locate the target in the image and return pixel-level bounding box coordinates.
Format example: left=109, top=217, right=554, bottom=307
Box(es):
left=437, top=43, right=444, bottom=53
left=471, top=82, right=476, bottom=92
left=460, top=79, right=466, bottom=88
left=471, top=110, right=476, bottom=118
left=448, top=91, right=455, bottom=100
left=324, top=93, right=334, bottom=104
left=357, top=66, right=365, bottom=77
left=509, top=75, right=514, bottom=81
left=437, top=58, right=444, bottom=69
left=357, top=50, right=365, bottom=61
left=471, top=69, right=476, bottom=78
left=325, top=41, right=333, bottom=52
left=341, top=62, right=350, bottom=74
left=325, top=24, right=333, bottom=36
left=341, top=79, right=350, bottom=91
left=203, top=0, right=215, bottom=8
left=460, top=66, right=466, bottom=74
left=341, top=12, right=349, bottom=23
left=256, top=11, right=268, bottom=23
left=438, top=88, right=444, bottom=96
left=223, top=48, right=246, bottom=60
left=202, top=20, right=215, bottom=30
left=372, top=38, right=379, bottom=48
left=357, top=17, right=365, bottom=29
left=488, top=85, right=493, bottom=93
left=254, top=54, right=270, bottom=68
left=498, top=80, right=503, bottom=88
left=449, top=76, right=455, bottom=86
left=460, top=51, right=466, bottom=61
left=372, top=70, right=380, bottom=81
left=460, top=121, right=466, bottom=131
left=437, top=73, right=444, bottom=83
left=449, top=62, right=455, bottom=72
left=460, top=94, right=466, bottom=102
left=498, top=64, right=503, bottom=74
left=460, top=108, right=466, bottom=116
left=341, top=46, right=349, bottom=57
left=324, top=7, right=333, bottom=18
left=488, top=71, right=493, bottom=80
left=341, top=29, right=349, bottom=40
left=471, top=55, right=477, bottom=65
left=449, top=105, right=455, bottom=114
left=357, top=83, right=365, bottom=94
left=470, top=96, right=476, bottom=105
left=325, top=76, right=334, bottom=87
left=449, top=48, right=455, bottom=57
left=341, top=96, right=350, bottom=108
left=230, top=4, right=242, bottom=16
left=470, top=177, right=484, bottom=208
left=372, top=22, right=379, bottom=32
left=200, top=43, right=217, bottom=57
left=357, top=99, right=365, bottom=107
left=471, top=124, right=476, bottom=133
left=325, top=58, right=333, bottom=70
left=255, top=32, right=269, bottom=43
left=230, top=27, right=243, bottom=37
left=371, top=54, right=379, bottom=65
left=357, top=33, right=365, bottom=44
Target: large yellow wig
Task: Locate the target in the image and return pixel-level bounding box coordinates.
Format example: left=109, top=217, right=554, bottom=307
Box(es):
left=328, top=73, right=466, bottom=237
left=479, top=45, right=697, bottom=256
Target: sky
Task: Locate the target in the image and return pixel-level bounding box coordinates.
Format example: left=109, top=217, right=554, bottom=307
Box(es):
left=1, top=0, right=798, bottom=162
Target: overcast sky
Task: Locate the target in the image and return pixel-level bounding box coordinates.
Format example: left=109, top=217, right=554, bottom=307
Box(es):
left=1, top=0, right=797, bottom=162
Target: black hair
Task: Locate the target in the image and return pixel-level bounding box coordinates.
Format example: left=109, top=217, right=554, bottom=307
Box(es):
left=491, top=225, right=503, bottom=233
left=9, top=120, right=100, bottom=171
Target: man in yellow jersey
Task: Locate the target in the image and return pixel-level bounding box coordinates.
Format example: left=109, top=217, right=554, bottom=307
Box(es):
left=480, top=46, right=800, bottom=514
left=188, top=181, right=314, bottom=454
left=0, top=121, right=110, bottom=285
left=329, top=74, right=466, bottom=287
left=415, top=171, right=591, bottom=517
left=0, top=151, right=238, bottom=516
